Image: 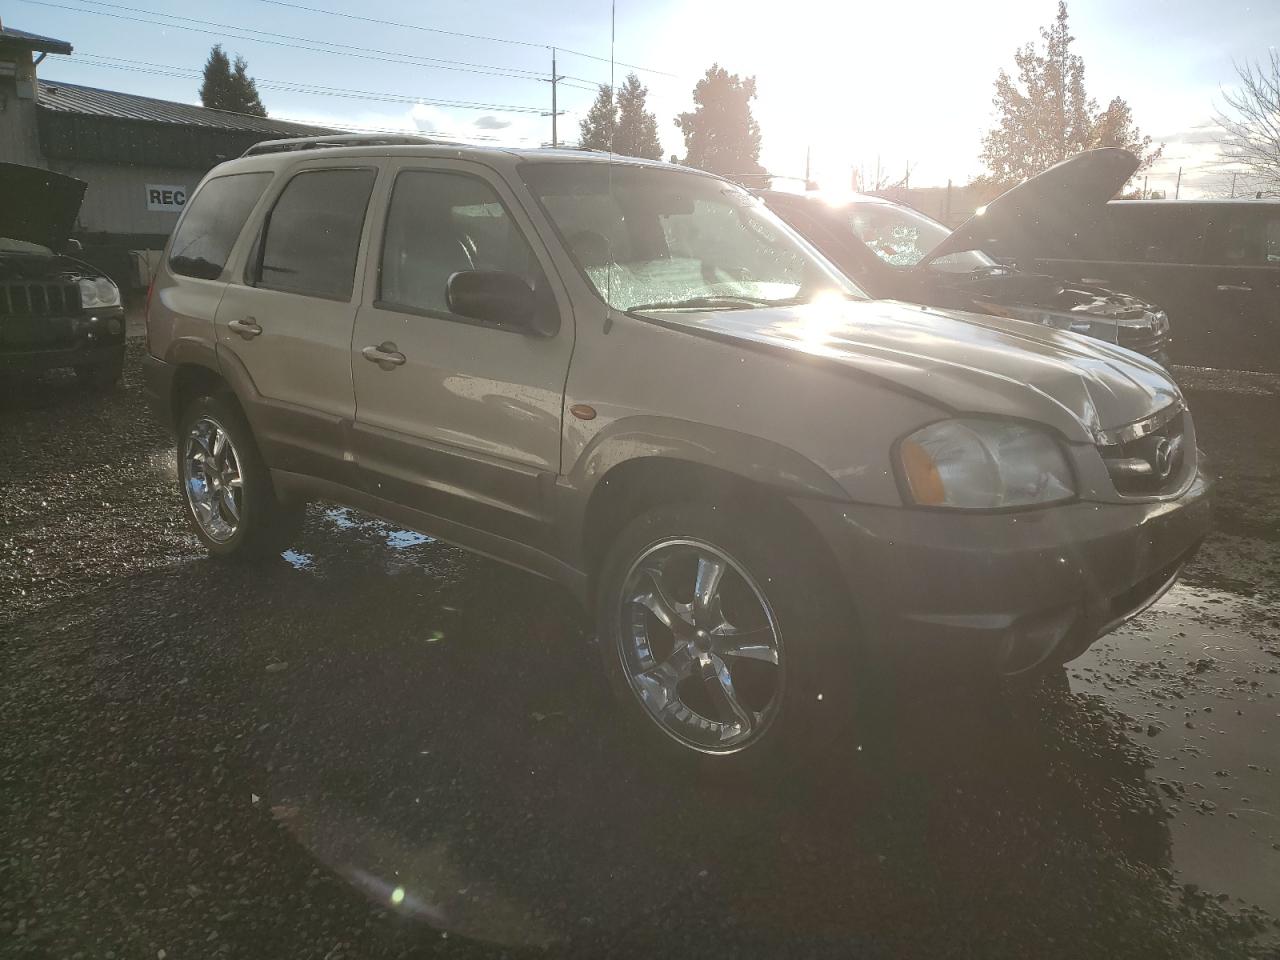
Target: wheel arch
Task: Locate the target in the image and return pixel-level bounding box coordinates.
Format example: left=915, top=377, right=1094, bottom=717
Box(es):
left=576, top=450, right=849, bottom=608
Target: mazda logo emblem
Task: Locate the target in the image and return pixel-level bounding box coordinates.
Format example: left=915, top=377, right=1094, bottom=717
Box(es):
left=1152, top=438, right=1173, bottom=479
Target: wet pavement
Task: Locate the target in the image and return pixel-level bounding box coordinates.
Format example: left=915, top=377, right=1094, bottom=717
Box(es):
left=2, top=345, right=1279, bottom=959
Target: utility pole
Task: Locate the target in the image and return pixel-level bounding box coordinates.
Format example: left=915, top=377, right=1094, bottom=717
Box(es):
left=543, top=47, right=566, bottom=148
left=1143, top=175, right=1148, bottom=200
left=1175, top=166, right=1182, bottom=199
left=804, top=145, right=811, bottom=188
left=1231, top=171, right=1238, bottom=198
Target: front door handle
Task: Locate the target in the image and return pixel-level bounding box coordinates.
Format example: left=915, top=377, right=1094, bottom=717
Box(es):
left=362, top=341, right=406, bottom=370
left=1216, top=283, right=1253, bottom=292
left=228, top=317, right=263, bottom=339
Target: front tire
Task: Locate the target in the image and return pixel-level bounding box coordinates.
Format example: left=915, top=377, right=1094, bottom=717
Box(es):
left=176, top=393, right=302, bottom=559
left=595, top=502, right=861, bottom=776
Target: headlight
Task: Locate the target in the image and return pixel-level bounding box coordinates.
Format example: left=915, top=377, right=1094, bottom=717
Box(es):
left=897, top=419, right=1075, bottom=508
left=78, top=277, right=121, bottom=310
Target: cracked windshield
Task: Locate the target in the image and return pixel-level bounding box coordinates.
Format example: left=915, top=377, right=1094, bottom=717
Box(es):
left=2, top=1, right=1279, bottom=959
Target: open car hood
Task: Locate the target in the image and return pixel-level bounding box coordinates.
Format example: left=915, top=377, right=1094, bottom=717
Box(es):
left=922, top=148, right=1138, bottom=264
left=0, top=163, right=87, bottom=252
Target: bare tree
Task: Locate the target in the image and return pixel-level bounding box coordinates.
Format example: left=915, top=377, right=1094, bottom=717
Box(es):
left=1216, top=51, right=1280, bottom=193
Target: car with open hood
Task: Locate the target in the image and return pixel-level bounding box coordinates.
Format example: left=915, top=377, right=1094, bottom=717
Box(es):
left=758, top=148, right=1171, bottom=365
left=0, top=162, right=125, bottom=389
left=142, top=136, right=1210, bottom=774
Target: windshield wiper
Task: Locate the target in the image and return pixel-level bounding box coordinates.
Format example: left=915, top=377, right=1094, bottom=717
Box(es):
left=627, top=295, right=775, bottom=312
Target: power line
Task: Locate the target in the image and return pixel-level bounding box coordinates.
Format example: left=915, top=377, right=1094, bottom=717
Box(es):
left=73, top=52, right=551, bottom=114
left=243, top=0, right=678, bottom=78
left=19, top=0, right=595, bottom=85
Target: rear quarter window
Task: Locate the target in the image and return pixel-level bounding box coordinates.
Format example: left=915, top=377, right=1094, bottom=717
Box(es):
left=168, top=172, right=272, bottom=280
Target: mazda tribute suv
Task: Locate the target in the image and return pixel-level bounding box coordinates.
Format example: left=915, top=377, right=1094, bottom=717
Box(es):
left=143, top=135, right=1211, bottom=772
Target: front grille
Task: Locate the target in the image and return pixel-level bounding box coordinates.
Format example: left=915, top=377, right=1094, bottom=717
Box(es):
left=1118, top=325, right=1169, bottom=357
left=1, top=282, right=81, bottom=317
left=1098, top=404, right=1188, bottom=495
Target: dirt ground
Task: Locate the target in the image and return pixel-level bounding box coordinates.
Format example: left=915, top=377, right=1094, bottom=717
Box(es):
left=2, top=345, right=1278, bottom=959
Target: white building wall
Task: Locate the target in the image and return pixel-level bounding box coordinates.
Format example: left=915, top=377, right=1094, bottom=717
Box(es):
left=44, top=159, right=202, bottom=238
left=0, top=49, right=44, bottom=167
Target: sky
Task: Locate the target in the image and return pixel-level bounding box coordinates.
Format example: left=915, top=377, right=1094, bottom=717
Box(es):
left=10, top=0, right=1280, bottom=197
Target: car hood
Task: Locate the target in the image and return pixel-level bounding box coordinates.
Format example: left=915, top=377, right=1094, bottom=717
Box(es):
left=923, top=148, right=1137, bottom=264
left=638, top=298, right=1180, bottom=443
left=959, top=271, right=1159, bottom=322
left=0, top=163, right=87, bottom=252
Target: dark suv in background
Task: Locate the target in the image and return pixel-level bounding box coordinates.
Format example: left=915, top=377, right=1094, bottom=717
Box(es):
left=1026, top=198, right=1280, bottom=373
left=762, top=148, right=1172, bottom=365
left=0, top=163, right=125, bottom=390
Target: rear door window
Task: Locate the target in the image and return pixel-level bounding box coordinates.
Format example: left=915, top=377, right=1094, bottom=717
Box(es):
left=1106, top=205, right=1205, bottom=264
left=167, top=172, right=271, bottom=280
left=255, top=168, right=377, bottom=301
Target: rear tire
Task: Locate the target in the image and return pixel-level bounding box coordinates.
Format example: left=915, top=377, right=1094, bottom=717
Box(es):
left=176, top=393, right=303, bottom=560
left=595, top=501, right=861, bottom=778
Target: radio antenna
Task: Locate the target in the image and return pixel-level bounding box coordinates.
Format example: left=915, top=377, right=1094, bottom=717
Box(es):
left=604, top=0, right=616, bottom=332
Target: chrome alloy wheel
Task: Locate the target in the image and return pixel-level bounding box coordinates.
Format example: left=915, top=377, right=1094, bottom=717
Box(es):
left=618, top=539, right=784, bottom=754
left=182, top=416, right=244, bottom=543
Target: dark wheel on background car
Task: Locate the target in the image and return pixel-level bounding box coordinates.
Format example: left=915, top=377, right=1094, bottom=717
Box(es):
left=176, top=393, right=303, bottom=559
left=596, top=501, right=861, bottom=776
left=74, top=352, right=124, bottom=391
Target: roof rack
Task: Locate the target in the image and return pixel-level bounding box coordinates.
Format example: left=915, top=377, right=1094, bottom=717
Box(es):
left=241, top=134, right=440, bottom=157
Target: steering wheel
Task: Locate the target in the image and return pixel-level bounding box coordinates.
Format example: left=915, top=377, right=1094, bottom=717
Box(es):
left=566, top=230, right=611, bottom=269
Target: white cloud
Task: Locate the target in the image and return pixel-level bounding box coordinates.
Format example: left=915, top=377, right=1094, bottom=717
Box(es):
left=274, top=103, right=544, bottom=146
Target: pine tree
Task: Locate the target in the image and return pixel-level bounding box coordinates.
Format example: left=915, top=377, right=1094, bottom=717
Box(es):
left=229, top=55, right=267, bottom=118
left=199, top=45, right=267, bottom=117
left=198, top=45, right=234, bottom=111
left=613, top=74, right=662, bottom=160
left=675, top=64, right=764, bottom=182
left=578, top=84, right=616, bottom=151
left=980, top=2, right=1158, bottom=184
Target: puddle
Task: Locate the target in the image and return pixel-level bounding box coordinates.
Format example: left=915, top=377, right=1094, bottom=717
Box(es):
left=323, top=506, right=362, bottom=530
left=386, top=529, right=433, bottom=550
left=281, top=549, right=314, bottom=571
left=1071, top=582, right=1280, bottom=914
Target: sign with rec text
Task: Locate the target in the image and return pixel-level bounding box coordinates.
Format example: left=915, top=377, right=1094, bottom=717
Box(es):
left=145, top=184, right=188, bottom=212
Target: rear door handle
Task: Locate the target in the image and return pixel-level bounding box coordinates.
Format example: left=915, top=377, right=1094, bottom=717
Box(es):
left=362, top=341, right=406, bottom=369
left=228, top=317, right=262, bottom=339
left=1216, top=284, right=1253, bottom=292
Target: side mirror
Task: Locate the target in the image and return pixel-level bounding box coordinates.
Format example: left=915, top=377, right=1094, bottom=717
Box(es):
left=446, top=270, right=556, bottom=335
left=65, top=238, right=83, bottom=253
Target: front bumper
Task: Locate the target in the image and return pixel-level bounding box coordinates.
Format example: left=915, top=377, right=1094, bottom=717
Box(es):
left=0, top=339, right=123, bottom=373
left=795, top=466, right=1212, bottom=676
left=0, top=307, right=126, bottom=373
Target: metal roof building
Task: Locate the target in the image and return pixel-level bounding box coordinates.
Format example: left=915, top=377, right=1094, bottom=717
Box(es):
left=36, top=80, right=334, bottom=169
left=2, top=21, right=338, bottom=285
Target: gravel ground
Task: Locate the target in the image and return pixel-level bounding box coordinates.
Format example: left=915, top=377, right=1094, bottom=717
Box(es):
left=2, top=345, right=1279, bottom=959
